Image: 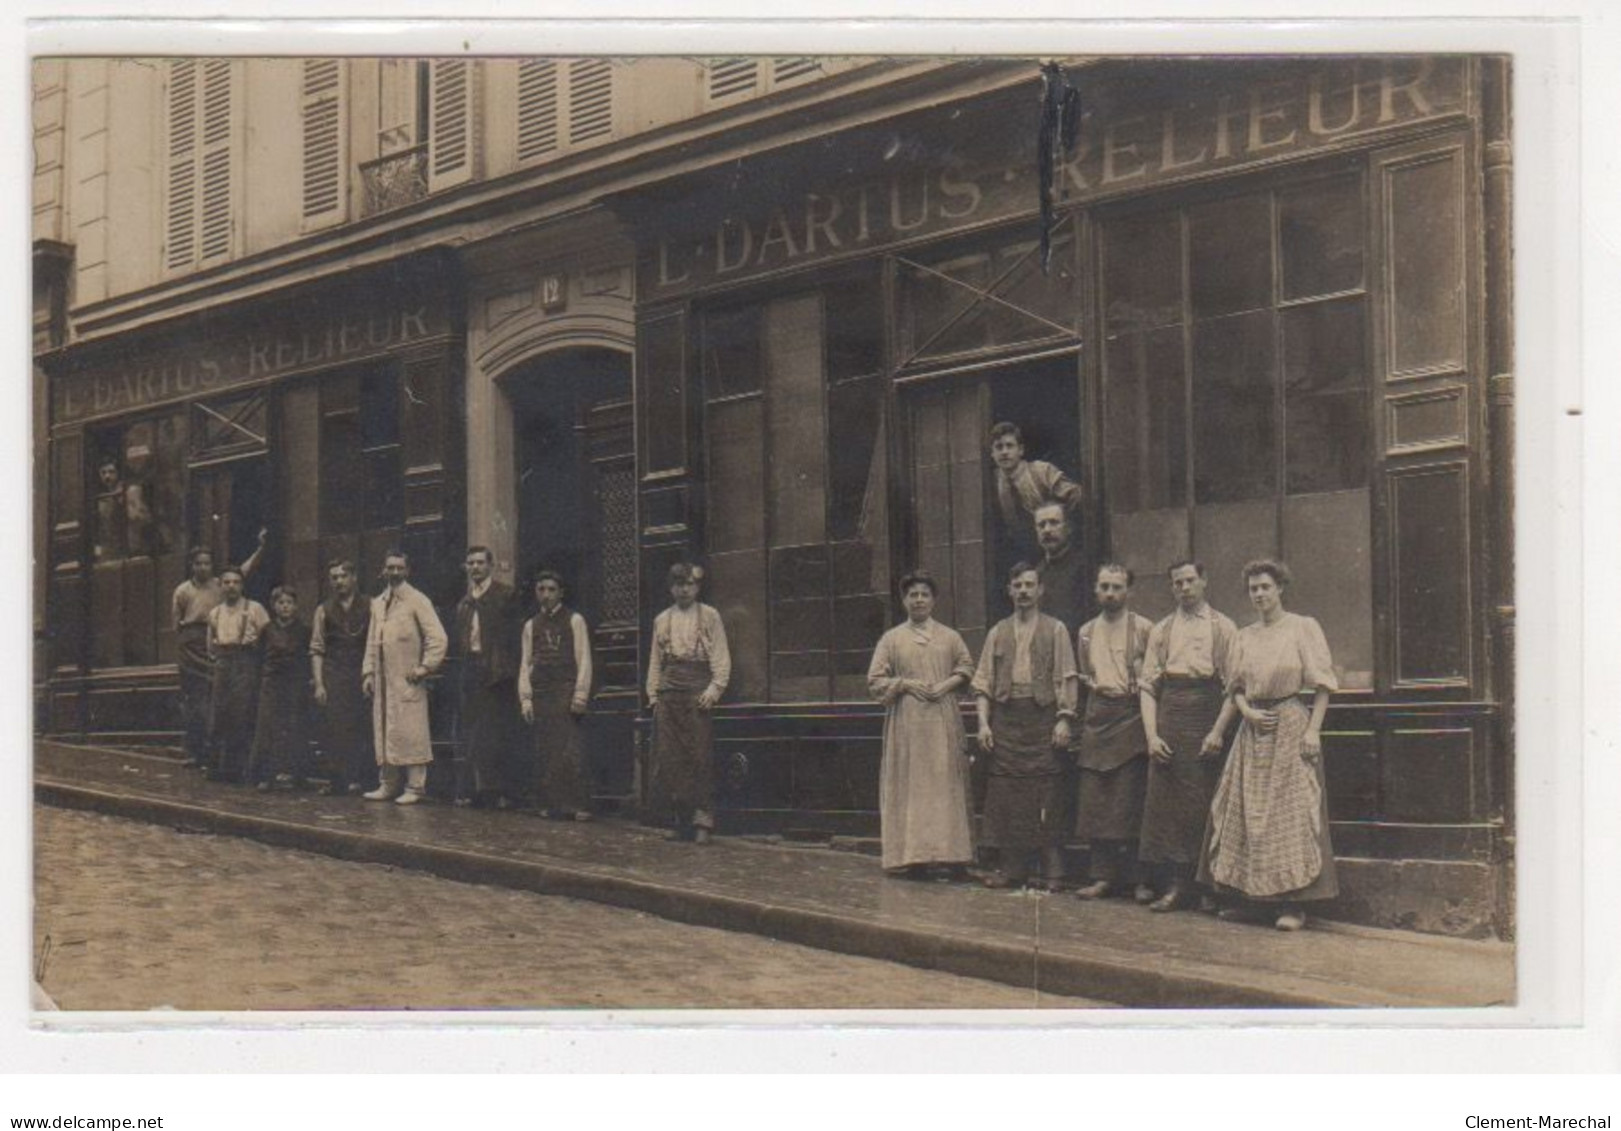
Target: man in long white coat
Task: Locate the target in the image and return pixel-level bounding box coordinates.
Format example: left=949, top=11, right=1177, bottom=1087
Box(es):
left=362, top=550, right=449, bottom=805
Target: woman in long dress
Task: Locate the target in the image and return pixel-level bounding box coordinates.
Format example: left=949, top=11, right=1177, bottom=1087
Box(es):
left=867, top=570, right=976, bottom=880
left=1198, top=559, right=1339, bottom=931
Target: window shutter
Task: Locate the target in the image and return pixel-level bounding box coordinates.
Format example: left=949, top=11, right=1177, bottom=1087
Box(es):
left=198, top=59, right=235, bottom=263
left=428, top=59, right=476, bottom=190
left=517, top=59, right=614, bottom=166
left=163, top=60, right=199, bottom=271
left=300, top=59, right=346, bottom=226
left=771, top=58, right=820, bottom=87
left=707, top=59, right=759, bottom=103
left=567, top=59, right=614, bottom=147
left=516, top=59, right=560, bottom=162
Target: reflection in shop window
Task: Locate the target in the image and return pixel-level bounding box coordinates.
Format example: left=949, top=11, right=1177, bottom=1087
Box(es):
left=701, top=271, right=890, bottom=703
left=91, top=415, right=184, bottom=562
left=1100, top=170, right=1374, bottom=689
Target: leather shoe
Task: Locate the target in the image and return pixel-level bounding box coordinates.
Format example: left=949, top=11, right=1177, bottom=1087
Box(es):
left=1275, top=909, right=1308, bottom=932
left=1149, top=886, right=1189, bottom=913
left=981, top=872, right=1022, bottom=889
left=1133, top=883, right=1157, bottom=905
left=1074, top=880, right=1112, bottom=900
left=394, top=791, right=423, bottom=806
left=362, top=786, right=396, bottom=801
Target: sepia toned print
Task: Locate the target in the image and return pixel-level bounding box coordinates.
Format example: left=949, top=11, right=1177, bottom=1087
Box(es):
left=31, top=53, right=1515, bottom=1010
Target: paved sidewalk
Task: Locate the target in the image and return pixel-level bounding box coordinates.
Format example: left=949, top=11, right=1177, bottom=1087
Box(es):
left=34, top=740, right=1514, bottom=1009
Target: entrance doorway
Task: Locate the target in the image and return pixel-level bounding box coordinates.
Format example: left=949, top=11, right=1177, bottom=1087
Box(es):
left=902, top=354, right=1082, bottom=656
left=505, top=347, right=637, bottom=798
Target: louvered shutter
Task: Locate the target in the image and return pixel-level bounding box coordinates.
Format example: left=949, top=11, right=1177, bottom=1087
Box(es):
left=163, top=60, right=199, bottom=271
left=427, top=59, right=476, bottom=190
left=300, top=59, right=346, bottom=227
left=707, top=59, right=759, bottom=103
left=516, top=60, right=560, bottom=162
left=771, top=58, right=819, bottom=87
left=197, top=59, right=234, bottom=263
left=567, top=59, right=613, bottom=147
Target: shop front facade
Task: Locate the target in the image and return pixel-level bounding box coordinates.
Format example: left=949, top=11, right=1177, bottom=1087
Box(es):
left=41, top=253, right=468, bottom=749
left=617, top=55, right=1514, bottom=934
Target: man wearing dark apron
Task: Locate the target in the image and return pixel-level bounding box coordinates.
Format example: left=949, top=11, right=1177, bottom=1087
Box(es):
left=311, top=559, right=374, bottom=795
left=1073, top=563, right=1155, bottom=902
left=645, top=563, right=731, bottom=844
left=1138, top=560, right=1239, bottom=912
left=171, top=533, right=265, bottom=770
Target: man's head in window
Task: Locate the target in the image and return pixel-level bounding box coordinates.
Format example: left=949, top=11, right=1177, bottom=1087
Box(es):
left=988, top=421, right=1025, bottom=473
left=1034, top=502, right=1071, bottom=557
left=97, top=456, right=122, bottom=492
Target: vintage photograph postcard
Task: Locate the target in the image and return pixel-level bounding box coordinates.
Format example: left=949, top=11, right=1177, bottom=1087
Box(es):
left=30, top=44, right=1525, bottom=1015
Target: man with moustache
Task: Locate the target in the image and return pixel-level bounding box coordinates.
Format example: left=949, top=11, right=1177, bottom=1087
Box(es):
left=205, top=564, right=271, bottom=783
left=362, top=550, right=449, bottom=805
left=452, top=546, right=523, bottom=808
left=310, top=559, right=374, bottom=796
left=173, top=531, right=266, bottom=771
left=971, top=563, right=1079, bottom=890
left=1073, top=563, right=1155, bottom=902
left=1032, top=502, right=1088, bottom=639
left=1137, top=560, right=1238, bottom=912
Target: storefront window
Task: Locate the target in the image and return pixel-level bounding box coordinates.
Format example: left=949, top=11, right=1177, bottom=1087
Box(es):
left=88, top=410, right=187, bottom=669
left=90, top=414, right=184, bottom=563
left=702, top=271, right=890, bottom=703
left=1101, top=169, right=1374, bottom=688
left=320, top=366, right=403, bottom=540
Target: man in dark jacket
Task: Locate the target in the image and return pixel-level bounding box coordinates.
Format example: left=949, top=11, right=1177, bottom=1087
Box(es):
left=452, top=546, right=523, bottom=807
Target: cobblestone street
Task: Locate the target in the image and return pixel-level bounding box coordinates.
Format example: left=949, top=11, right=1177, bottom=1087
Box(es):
left=33, top=805, right=1099, bottom=1011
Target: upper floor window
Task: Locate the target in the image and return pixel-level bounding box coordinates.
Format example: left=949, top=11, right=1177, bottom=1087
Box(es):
left=516, top=59, right=616, bottom=164
left=164, top=59, right=237, bottom=272
left=377, top=60, right=429, bottom=157
left=705, top=57, right=826, bottom=106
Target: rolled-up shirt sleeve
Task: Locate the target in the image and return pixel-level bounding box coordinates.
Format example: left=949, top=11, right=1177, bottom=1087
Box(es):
left=971, top=625, right=998, bottom=699
left=704, top=606, right=731, bottom=699
left=572, top=613, right=593, bottom=707
left=310, top=605, right=328, bottom=657
left=1052, top=620, right=1079, bottom=716
left=646, top=614, right=665, bottom=701
left=518, top=619, right=533, bottom=706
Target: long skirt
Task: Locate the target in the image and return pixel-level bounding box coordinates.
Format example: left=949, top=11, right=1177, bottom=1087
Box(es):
left=878, top=695, right=973, bottom=870
left=458, top=667, right=519, bottom=799
left=649, top=692, right=715, bottom=827
left=249, top=672, right=314, bottom=784
left=177, top=625, right=212, bottom=764
left=981, top=698, right=1066, bottom=851
left=319, top=656, right=374, bottom=789
left=1198, top=696, right=1339, bottom=902
left=1138, top=677, right=1226, bottom=864
left=209, top=650, right=260, bottom=780
left=533, top=681, right=590, bottom=814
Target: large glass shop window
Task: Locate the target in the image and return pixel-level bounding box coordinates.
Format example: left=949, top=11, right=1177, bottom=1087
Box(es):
left=88, top=410, right=187, bottom=668
left=1101, top=170, right=1374, bottom=689
left=701, top=273, right=890, bottom=703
